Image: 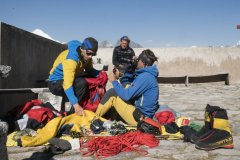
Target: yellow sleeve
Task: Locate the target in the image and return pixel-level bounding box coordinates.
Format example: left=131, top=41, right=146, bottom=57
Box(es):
left=62, top=59, right=77, bottom=90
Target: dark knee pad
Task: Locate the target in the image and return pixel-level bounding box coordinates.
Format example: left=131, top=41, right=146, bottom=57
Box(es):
left=48, top=80, right=64, bottom=96
left=100, top=88, right=117, bottom=104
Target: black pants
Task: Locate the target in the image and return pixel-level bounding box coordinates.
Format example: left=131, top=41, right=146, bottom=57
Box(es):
left=48, top=77, right=88, bottom=106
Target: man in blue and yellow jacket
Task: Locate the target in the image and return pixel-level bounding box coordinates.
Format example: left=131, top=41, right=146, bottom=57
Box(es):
left=48, top=37, right=99, bottom=116
left=96, top=49, right=159, bottom=125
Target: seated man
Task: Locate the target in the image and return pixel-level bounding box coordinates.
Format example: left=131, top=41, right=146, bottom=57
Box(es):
left=96, top=49, right=159, bottom=125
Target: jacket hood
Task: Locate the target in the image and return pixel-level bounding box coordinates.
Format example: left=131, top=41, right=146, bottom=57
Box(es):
left=135, top=65, right=159, bottom=78
left=67, top=40, right=81, bottom=53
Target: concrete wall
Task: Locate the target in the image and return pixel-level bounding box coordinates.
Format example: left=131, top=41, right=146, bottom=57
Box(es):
left=96, top=47, right=240, bottom=83
left=0, top=22, right=66, bottom=117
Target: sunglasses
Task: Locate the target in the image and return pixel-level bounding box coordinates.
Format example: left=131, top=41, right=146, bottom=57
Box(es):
left=85, top=50, right=95, bottom=56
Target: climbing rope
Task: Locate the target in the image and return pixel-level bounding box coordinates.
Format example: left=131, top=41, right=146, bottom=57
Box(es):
left=80, top=131, right=159, bottom=158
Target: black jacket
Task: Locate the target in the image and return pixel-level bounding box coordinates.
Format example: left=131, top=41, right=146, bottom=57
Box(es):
left=112, top=46, right=135, bottom=67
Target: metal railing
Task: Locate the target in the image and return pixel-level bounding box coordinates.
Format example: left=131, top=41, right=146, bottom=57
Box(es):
left=157, top=73, right=229, bottom=86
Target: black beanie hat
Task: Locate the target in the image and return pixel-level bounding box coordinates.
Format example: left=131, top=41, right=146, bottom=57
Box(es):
left=138, top=52, right=154, bottom=66
left=120, top=36, right=130, bottom=43
left=81, top=37, right=98, bottom=56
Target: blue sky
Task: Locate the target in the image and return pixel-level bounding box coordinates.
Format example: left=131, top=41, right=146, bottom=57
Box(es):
left=0, top=0, right=240, bottom=47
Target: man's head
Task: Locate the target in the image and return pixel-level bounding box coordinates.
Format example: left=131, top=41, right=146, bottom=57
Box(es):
left=81, top=37, right=98, bottom=55
left=136, top=49, right=158, bottom=69
left=120, top=36, right=130, bottom=49
left=80, top=37, right=98, bottom=60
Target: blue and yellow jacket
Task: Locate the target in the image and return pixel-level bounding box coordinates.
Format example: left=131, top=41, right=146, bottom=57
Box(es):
left=49, top=40, right=94, bottom=105
left=112, top=65, right=159, bottom=118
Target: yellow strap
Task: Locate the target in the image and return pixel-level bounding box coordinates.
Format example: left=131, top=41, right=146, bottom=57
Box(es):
left=214, top=118, right=231, bottom=133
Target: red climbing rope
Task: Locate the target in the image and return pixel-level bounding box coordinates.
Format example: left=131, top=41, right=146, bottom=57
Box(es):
left=80, top=131, right=159, bottom=158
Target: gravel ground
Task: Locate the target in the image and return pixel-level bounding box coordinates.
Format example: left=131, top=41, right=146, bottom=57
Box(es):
left=7, top=83, right=240, bottom=160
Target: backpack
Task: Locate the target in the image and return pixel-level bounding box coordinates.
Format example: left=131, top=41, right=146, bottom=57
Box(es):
left=153, top=105, right=177, bottom=125
left=80, top=71, right=108, bottom=112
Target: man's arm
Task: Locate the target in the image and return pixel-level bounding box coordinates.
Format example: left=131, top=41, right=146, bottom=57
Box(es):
left=112, top=78, right=147, bottom=101
left=130, top=48, right=135, bottom=58
left=62, top=59, right=85, bottom=116
left=112, top=47, right=121, bottom=67
left=108, top=71, right=148, bottom=101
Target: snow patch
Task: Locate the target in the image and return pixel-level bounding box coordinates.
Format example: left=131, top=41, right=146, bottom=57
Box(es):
left=32, top=29, right=60, bottom=43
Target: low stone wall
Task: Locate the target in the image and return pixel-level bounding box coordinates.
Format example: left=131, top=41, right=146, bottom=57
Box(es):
left=97, top=47, right=240, bottom=83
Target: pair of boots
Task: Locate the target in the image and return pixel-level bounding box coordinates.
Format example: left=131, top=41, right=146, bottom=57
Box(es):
left=191, top=104, right=234, bottom=150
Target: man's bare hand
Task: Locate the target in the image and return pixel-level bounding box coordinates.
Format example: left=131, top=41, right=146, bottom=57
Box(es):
left=108, top=70, right=117, bottom=83
left=73, top=103, right=86, bottom=116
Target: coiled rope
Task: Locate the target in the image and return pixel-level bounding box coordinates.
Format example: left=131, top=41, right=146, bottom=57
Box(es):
left=80, top=131, right=159, bottom=158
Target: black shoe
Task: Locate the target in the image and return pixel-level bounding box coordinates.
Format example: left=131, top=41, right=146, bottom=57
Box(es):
left=195, top=129, right=234, bottom=151
left=190, top=129, right=213, bottom=143
left=190, top=104, right=221, bottom=143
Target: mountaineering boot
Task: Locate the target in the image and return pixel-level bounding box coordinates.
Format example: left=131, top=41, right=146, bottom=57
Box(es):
left=190, top=104, right=220, bottom=143
left=195, top=107, right=234, bottom=150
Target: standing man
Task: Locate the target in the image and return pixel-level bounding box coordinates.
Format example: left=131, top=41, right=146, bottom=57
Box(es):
left=48, top=37, right=99, bottom=116
left=96, top=49, right=159, bottom=125
left=112, top=36, right=136, bottom=74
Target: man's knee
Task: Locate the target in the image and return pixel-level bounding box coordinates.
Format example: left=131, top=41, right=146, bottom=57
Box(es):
left=100, top=88, right=117, bottom=104
left=48, top=80, right=64, bottom=96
